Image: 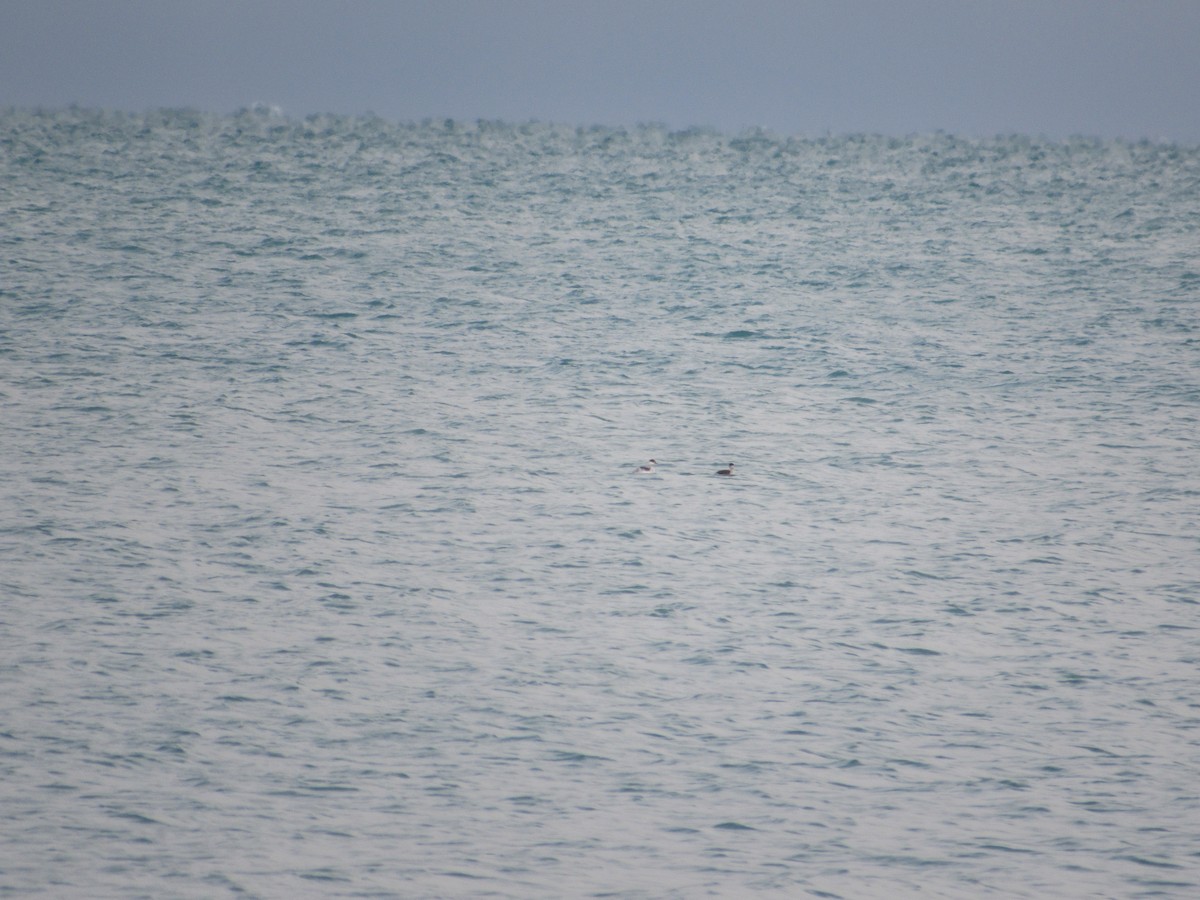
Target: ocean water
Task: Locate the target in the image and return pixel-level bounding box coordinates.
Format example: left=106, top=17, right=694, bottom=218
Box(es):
left=1, top=107, right=1198, bottom=898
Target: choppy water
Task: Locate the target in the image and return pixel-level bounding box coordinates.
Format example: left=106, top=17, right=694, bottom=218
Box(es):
left=2, top=107, right=1199, bottom=898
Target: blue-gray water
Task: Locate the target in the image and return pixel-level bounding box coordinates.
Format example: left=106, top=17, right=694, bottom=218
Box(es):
left=2, top=107, right=1199, bottom=898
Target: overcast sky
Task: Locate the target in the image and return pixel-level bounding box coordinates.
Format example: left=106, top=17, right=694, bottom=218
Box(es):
left=3, top=0, right=1198, bottom=141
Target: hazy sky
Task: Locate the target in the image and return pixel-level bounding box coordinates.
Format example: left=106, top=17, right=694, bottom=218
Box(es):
left=4, top=0, right=1199, bottom=141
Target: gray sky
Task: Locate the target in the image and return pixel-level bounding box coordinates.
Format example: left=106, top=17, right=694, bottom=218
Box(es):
left=3, top=0, right=1199, bottom=141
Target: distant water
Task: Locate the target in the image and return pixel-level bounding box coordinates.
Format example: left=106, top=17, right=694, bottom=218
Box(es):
left=2, top=107, right=1199, bottom=898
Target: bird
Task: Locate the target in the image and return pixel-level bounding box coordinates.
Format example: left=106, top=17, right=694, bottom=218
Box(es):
left=716, top=462, right=735, bottom=476
left=635, top=459, right=657, bottom=474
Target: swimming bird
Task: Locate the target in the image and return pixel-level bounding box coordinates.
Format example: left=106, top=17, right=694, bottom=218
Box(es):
left=716, top=462, right=734, bottom=476
left=635, top=459, right=657, bottom=474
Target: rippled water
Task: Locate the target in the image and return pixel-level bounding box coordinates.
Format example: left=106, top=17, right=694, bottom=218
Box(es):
left=2, top=108, right=1199, bottom=898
